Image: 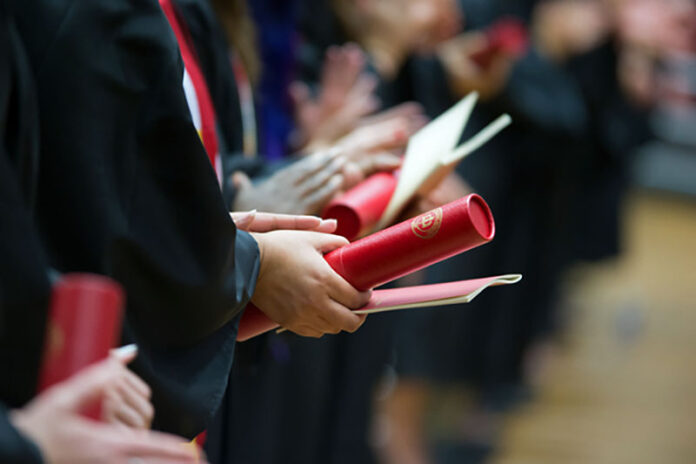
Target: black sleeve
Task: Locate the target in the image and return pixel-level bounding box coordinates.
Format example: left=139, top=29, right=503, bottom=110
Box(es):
left=0, top=405, right=44, bottom=464
left=0, top=0, right=51, bottom=408
left=12, top=0, right=260, bottom=437
left=488, top=48, right=589, bottom=137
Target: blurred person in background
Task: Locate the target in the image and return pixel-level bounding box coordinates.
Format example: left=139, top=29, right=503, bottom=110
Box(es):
left=370, top=1, right=655, bottom=463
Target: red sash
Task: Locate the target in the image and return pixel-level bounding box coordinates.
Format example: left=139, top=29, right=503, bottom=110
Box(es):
left=160, top=0, right=222, bottom=184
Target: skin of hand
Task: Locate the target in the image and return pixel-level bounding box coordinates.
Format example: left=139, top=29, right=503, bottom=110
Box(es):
left=437, top=32, right=514, bottom=100
left=331, top=102, right=428, bottom=188
left=291, top=44, right=380, bottom=150
left=250, top=230, right=370, bottom=338
left=11, top=356, right=202, bottom=464
left=100, top=345, right=154, bottom=429
left=231, top=210, right=339, bottom=234
left=533, top=0, right=612, bottom=62
left=232, top=150, right=346, bottom=216
left=348, top=0, right=450, bottom=77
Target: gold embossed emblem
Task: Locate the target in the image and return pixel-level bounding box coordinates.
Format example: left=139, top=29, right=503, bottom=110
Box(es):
left=411, top=208, right=443, bottom=239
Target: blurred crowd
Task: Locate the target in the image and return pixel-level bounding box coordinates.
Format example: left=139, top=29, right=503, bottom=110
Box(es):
left=207, top=1, right=695, bottom=463
left=1, top=0, right=694, bottom=463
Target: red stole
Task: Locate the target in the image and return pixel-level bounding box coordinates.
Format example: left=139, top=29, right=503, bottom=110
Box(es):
left=160, top=0, right=222, bottom=185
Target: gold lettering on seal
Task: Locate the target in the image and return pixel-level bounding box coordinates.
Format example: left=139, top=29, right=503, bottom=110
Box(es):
left=411, top=208, right=443, bottom=239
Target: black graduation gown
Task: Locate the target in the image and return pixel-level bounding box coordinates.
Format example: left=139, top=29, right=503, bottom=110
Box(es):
left=169, top=3, right=340, bottom=462
left=388, top=0, right=593, bottom=395
left=0, top=2, right=49, bottom=461
left=10, top=0, right=260, bottom=438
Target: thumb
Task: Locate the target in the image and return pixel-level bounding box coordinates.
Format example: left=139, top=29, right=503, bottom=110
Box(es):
left=49, top=357, right=125, bottom=412
left=232, top=171, right=252, bottom=191
left=308, top=232, right=349, bottom=254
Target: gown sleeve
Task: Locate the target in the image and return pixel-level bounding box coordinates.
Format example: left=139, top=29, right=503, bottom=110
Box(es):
left=0, top=405, right=43, bottom=464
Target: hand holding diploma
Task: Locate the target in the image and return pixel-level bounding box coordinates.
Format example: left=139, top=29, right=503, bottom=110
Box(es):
left=250, top=231, right=369, bottom=338
left=239, top=194, right=501, bottom=340
left=12, top=356, right=203, bottom=464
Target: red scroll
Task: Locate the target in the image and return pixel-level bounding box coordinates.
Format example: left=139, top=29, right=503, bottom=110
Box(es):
left=237, top=194, right=495, bottom=341
left=322, top=172, right=398, bottom=240
left=38, top=274, right=125, bottom=419
left=470, top=17, right=529, bottom=69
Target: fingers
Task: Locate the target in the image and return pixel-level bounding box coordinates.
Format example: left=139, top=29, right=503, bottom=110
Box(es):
left=356, top=152, right=403, bottom=176
left=301, top=174, right=344, bottom=214
left=314, top=218, right=338, bottom=234
left=297, top=153, right=346, bottom=193
left=320, top=299, right=368, bottom=333
left=292, top=149, right=343, bottom=184
left=104, top=427, right=202, bottom=463
left=288, top=81, right=312, bottom=109
left=230, top=210, right=257, bottom=230
left=48, top=357, right=128, bottom=412
left=306, top=231, right=349, bottom=254
left=113, top=377, right=154, bottom=429
left=231, top=212, right=338, bottom=233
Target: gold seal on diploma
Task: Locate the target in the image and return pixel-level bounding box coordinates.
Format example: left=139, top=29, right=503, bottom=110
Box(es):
left=411, top=208, right=443, bottom=239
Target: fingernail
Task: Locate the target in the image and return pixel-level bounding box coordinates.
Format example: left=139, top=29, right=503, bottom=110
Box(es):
left=113, top=344, right=138, bottom=358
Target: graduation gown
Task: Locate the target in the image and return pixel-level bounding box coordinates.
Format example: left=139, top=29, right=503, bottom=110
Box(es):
left=10, top=0, right=260, bottom=438
left=0, top=2, right=50, bottom=461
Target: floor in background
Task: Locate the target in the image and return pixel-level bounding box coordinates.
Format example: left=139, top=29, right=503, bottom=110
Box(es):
left=489, top=190, right=696, bottom=464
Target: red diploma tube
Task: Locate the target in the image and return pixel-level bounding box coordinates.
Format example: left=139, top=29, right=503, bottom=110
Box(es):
left=237, top=194, right=494, bottom=340
left=470, top=17, right=529, bottom=69
left=38, top=274, right=125, bottom=419
left=322, top=172, right=398, bottom=241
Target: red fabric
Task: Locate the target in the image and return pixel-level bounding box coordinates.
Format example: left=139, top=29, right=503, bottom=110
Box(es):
left=237, top=194, right=495, bottom=341
left=322, top=172, right=398, bottom=241
left=160, top=0, right=220, bottom=177
left=38, top=275, right=124, bottom=419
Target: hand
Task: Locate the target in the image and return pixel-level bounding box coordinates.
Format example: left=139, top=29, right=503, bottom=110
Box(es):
left=232, top=150, right=346, bottom=215
left=11, top=357, right=202, bottom=464
left=342, top=0, right=460, bottom=76
left=231, top=210, right=338, bottom=233
left=438, top=32, right=513, bottom=99
left=333, top=103, right=427, bottom=187
left=291, top=44, right=380, bottom=150
left=250, top=230, right=370, bottom=337
left=101, top=345, right=154, bottom=429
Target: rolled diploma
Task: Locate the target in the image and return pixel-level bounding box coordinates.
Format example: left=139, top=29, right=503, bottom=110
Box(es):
left=237, top=194, right=495, bottom=341
left=322, top=171, right=398, bottom=241
left=38, top=274, right=124, bottom=419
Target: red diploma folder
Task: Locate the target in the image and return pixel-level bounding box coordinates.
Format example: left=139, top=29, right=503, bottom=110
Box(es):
left=238, top=194, right=495, bottom=341
left=38, top=274, right=125, bottom=419
left=322, top=171, right=398, bottom=240
left=470, top=17, right=529, bottom=69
